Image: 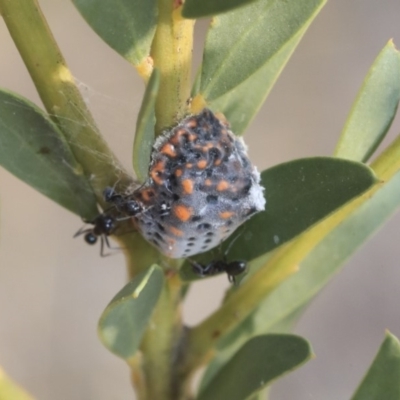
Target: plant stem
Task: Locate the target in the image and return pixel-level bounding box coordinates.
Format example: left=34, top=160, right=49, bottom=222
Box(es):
left=138, top=272, right=188, bottom=400
left=119, top=232, right=162, bottom=279
left=0, top=0, right=130, bottom=202
left=151, top=0, right=195, bottom=134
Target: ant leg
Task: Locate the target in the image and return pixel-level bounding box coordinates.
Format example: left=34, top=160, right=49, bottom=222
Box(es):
left=190, top=260, right=205, bottom=276
left=189, top=260, right=209, bottom=277
left=228, top=274, right=238, bottom=285
left=100, top=236, right=117, bottom=257
left=73, top=226, right=91, bottom=238
left=100, top=236, right=111, bottom=257
left=189, top=259, right=215, bottom=277
left=103, top=234, right=124, bottom=254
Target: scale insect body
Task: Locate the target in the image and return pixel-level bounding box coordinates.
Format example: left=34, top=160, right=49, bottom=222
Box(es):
left=76, top=108, right=266, bottom=270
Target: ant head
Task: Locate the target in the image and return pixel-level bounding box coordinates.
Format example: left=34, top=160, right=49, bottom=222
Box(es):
left=225, top=260, right=247, bottom=276
left=84, top=232, right=98, bottom=245
left=123, top=200, right=143, bottom=216
left=97, top=214, right=115, bottom=234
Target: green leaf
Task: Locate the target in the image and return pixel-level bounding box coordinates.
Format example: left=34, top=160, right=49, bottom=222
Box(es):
left=72, top=0, right=157, bottom=66
left=0, top=367, right=35, bottom=400
left=180, top=157, right=376, bottom=281
left=199, top=301, right=305, bottom=391
left=351, top=332, right=400, bottom=400
left=334, top=41, right=400, bottom=162
left=197, top=335, right=311, bottom=400
left=202, top=166, right=400, bottom=385
left=201, top=0, right=325, bottom=135
left=197, top=0, right=326, bottom=105
left=208, top=34, right=303, bottom=135
left=256, top=170, right=400, bottom=335
left=182, top=0, right=259, bottom=19
left=0, top=89, right=98, bottom=219
left=98, top=265, right=164, bottom=359
left=133, top=69, right=160, bottom=182
left=226, top=157, right=376, bottom=260
left=246, top=388, right=270, bottom=400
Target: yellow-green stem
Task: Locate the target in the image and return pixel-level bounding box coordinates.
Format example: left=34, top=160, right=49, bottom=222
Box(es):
left=138, top=273, right=188, bottom=400
left=151, top=1, right=195, bottom=134
left=0, top=0, right=129, bottom=201
left=127, top=353, right=148, bottom=400
left=120, top=233, right=162, bottom=280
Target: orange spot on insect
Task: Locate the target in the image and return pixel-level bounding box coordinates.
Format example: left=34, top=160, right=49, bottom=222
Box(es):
left=160, top=143, right=177, bottom=157
left=204, top=179, right=212, bottom=186
left=141, top=189, right=155, bottom=202
left=170, top=128, right=187, bottom=145
left=217, top=180, right=229, bottom=191
left=186, top=163, right=193, bottom=169
left=150, top=161, right=165, bottom=185
left=188, top=133, right=198, bottom=142
left=182, top=179, right=194, bottom=194
left=173, top=204, right=193, bottom=222
left=214, top=159, right=222, bottom=166
left=219, top=211, right=234, bottom=219
left=175, top=169, right=183, bottom=177
left=186, top=118, right=198, bottom=128
left=197, top=160, right=207, bottom=169
left=169, top=226, right=184, bottom=237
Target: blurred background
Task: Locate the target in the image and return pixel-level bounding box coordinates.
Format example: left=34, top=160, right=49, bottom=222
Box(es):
left=0, top=0, right=400, bottom=399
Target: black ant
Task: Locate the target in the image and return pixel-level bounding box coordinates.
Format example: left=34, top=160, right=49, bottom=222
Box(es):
left=103, top=187, right=143, bottom=217
left=74, top=212, right=116, bottom=256
left=190, top=258, right=247, bottom=284
left=189, top=232, right=248, bottom=284
left=74, top=187, right=144, bottom=255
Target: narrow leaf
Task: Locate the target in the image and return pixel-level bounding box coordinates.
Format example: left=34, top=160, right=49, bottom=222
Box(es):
left=208, top=33, right=303, bottom=135
left=72, top=0, right=157, bottom=66
left=335, top=41, right=400, bottom=162
left=182, top=0, right=259, bottom=19
left=351, top=332, right=400, bottom=400
left=197, top=335, right=311, bottom=400
left=133, top=69, right=160, bottom=182
left=198, top=0, right=326, bottom=102
left=0, top=367, right=34, bottom=400
left=199, top=305, right=303, bottom=391
left=98, top=265, right=164, bottom=359
left=181, top=157, right=376, bottom=281
left=0, top=89, right=97, bottom=219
